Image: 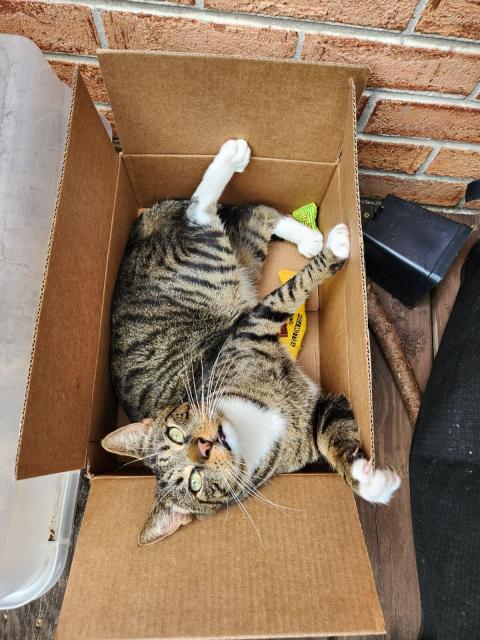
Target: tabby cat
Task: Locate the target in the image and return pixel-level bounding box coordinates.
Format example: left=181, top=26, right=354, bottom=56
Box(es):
left=103, top=139, right=400, bottom=545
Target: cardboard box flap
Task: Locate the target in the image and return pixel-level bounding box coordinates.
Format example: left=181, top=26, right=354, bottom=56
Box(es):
left=98, top=51, right=368, bottom=162
left=16, top=71, right=119, bottom=479
left=338, top=79, right=374, bottom=455
left=317, top=80, right=373, bottom=458
left=57, top=475, right=385, bottom=639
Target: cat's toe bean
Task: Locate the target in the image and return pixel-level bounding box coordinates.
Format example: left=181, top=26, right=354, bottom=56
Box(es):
left=327, top=223, right=350, bottom=260
left=218, top=138, right=251, bottom=173
left=297, top=230, right=324, bottom=258
left=351, top=458, right=401, bottom=505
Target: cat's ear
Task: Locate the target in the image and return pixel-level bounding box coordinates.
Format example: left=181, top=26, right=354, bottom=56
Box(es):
left=101, top=418, right=154, bottom=458
left=138, top=500, right=193, bottom=546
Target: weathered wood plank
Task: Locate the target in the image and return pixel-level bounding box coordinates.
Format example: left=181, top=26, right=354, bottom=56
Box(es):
left=357, top=283, right=432, bottom=640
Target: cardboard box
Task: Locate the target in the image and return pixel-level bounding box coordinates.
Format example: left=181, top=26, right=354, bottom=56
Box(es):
left=15, top=51, right=384, bottom=638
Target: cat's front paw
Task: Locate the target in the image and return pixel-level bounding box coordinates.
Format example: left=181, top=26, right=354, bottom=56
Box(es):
left=217, top=139, right=251, bottom=173
left=297, top=229, right=324, bottom=258
left=327, top=223, right=350, bottom=260
left=351, top=458, right=401, bottom=505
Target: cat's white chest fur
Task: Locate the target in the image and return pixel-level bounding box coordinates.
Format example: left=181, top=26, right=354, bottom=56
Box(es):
left=218, top=397, right=285, bottom=472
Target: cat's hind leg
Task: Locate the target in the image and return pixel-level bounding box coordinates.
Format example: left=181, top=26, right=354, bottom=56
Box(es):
left=314, top=394, right=401, bottom=504
left=187, top=139, right=250, bottom=226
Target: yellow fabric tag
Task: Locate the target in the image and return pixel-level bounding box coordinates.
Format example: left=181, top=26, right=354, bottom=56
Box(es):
left=277, top=269, right=307, bottom=360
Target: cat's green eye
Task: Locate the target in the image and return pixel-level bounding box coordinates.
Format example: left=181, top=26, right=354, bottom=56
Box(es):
left=167, top=426, right=185, bottom=444
left=189, top=470, right=203, bottom=493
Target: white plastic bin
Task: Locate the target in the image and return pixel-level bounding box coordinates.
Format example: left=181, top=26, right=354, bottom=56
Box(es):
left=0, top=35, right=80, bottom=609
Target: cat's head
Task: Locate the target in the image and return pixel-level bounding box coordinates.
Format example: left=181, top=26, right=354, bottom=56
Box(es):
left=101, top=403, right=243, bottom=545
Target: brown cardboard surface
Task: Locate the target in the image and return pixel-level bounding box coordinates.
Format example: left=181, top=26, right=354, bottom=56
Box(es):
left=123, top=155, right=336, bottom=213
left=297, top=311, right=320, bottom=383
left=259, top=241, right=319, bottom=311
left=16, top=72, right=119, bottom=479
left=98, top=51, right=368, bottom=161
left=87, top=158, right=139, bottom=473
left=56, top=475, right=385, bottom=639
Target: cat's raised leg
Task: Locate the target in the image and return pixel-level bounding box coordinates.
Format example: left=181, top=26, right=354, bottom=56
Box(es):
left=222, top=205, right=325, bottom=286
left=187, top=139, right=251, bottom=226
left=313, top=394, right=401, bottom=504
left=236, top=224, right=350, bottom=338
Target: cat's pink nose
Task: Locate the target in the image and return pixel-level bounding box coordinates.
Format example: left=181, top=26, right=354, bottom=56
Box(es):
left=197, top=438, right=212, bottom=459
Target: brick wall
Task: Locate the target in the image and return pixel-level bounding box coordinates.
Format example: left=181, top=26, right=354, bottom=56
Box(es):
left=2, top=0, right=479, bottom=214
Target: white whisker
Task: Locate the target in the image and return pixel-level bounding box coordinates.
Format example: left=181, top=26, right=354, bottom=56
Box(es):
left=219, top=469, right=263, bottom=544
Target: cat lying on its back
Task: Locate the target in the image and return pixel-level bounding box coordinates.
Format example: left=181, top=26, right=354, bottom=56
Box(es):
left=103, top=139, right=400, bottom=545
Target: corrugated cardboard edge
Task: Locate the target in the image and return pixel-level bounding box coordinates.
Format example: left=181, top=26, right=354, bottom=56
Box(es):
left=16, top=68, right=119, bottom=479
left=14, top=70, right=77, bottom=478
left=348, top=78, right=375, bottom=463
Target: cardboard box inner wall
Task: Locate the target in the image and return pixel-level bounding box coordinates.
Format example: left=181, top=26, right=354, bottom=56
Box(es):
left=16, top=52, right=383, bottom=638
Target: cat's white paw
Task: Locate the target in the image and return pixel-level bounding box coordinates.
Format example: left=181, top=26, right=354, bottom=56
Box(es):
left=327, top=223, right=350, bottom=260
left=217, top=139, right=251, bottom=173
left=351, top=458, right=401, bottom=505
left=297, top=229, right=324, bottom=258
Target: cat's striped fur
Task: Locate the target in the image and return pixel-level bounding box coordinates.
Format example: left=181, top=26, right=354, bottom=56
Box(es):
left=104, top=139, right=400, bottom=545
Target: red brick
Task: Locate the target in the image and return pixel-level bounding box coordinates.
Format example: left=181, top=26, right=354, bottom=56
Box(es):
left=204, top=0, right=417, bottom=30
left=415, top=0, right=480, bottom=41
left=359, top=173, right=466, bottom=206
left=0, top=0, right=98, bottom=55
left=358, top=140, right=432, bottom=174
left=426, top=148, right=480, bottom=179
left=365, top=100, right=480, bottom=144
left=102, top=12, right=297, bottom=58
left=302, top=35, right=480, bottom=96
left=49, top=60, right=109, bottom=104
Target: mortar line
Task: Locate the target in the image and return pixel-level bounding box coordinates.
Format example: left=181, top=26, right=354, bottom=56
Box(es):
left=94, top=100, right=111, bottom=109
left=403, top=0, right=430, bottom=34
left=292, top=32, right=305, bottom=60
left=358, top=132, right=480, bottom=153
left=359, top=168, right=469, bottom=184
left=40, top=0, right=480, bottom=54
left=195, top=0, right=204, bottom=9
left=415, top=145, right=442, bottom=175
left=357, top=96, right=379, bottom=132
left=44, top=52, right=99, bottom=64
left=366, top=86, right=479, bottom=104
left=91, top=8, right=109, bottom=48
left=363, top=88, right=480, bottom=108
left=467, top=81, right=480, bottom=99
